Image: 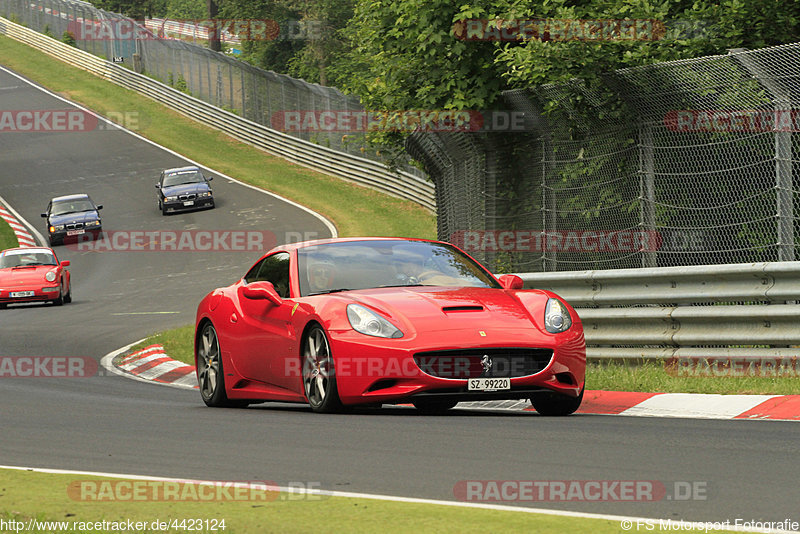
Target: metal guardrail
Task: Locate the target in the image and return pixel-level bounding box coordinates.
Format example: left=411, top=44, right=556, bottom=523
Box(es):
left=0, top=17, right=437, bottom=213
left=518, top=262, right=800, bottom=361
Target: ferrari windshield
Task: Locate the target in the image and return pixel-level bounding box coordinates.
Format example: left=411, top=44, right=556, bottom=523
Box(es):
left=163, top=171, right=206, bottom=187
left=51, top=198, right=95, bottom=216
left=0, top=249, right=57, bottom=268
left=297, top=240, right=500, bottom=296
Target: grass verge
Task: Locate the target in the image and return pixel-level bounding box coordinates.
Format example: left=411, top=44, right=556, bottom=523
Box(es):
left=0, top=469, right=640, bottom=534
left=0, top=35, right=436, bottom=239
left=0, top=214, right=18, bottom=249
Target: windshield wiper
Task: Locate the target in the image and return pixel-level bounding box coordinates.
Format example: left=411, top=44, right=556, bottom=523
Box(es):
left=308, top=288, right=352, bottom=296
left=378, top=283, right=424, bottom=288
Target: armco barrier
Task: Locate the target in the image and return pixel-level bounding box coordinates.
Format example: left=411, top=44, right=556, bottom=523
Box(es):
left=518, top=262, right=800, bottom=361
left=0, top=17, right=436, bottom=213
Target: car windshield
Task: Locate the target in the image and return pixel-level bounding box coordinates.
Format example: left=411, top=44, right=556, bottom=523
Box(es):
left=0, top=250, right=57, bottom=268
left=163, top=171, right=205, bottom=187
left=51, top=199, right=95, bottom=216
left=297, top=240, right=500, bottom=296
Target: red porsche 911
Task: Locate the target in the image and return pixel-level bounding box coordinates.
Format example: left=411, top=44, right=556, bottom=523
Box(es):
left=195, top=238, right=585, bottom=415
left=0, top=247, right=72, bottom=308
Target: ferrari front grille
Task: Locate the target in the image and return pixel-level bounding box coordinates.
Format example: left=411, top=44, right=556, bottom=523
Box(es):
left=413, top=348, right=553, bottom=379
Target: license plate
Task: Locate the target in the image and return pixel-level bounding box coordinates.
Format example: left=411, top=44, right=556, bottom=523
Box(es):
left=468, top=377, right=510, bottom=391
left=183, top=200, right=194, bottom=206
left=67, top=229, right=85, bottom=236
left=10, top=291, right=34, bottom=298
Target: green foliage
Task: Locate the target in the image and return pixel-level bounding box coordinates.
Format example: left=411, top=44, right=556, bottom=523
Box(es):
left=62, top=31, right=77, bottom=47
left=91, top=0, right=167, bottom=19
left=166, top=0, right=205, bottom=20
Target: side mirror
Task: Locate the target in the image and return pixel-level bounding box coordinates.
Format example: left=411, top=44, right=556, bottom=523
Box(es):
left=155, top=184, right=161, bottom=189
left=96, top=205, right=103, bottom=210
left=60, top=260, right=70, bottom=267
left=242, top=281, right=283, bottom=306
left=41, top=213, right=47, bottom=218
left=498, top=274, right=524, bottom=290
left=207, top=176, right=213, bottom=181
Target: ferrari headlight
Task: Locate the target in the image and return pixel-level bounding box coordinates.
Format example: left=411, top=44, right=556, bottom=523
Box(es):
left=45, top=271, right=57, bottom=282
left=544, top=298, right=572, bottom=333
left=346, top=304, right=403, bottom=338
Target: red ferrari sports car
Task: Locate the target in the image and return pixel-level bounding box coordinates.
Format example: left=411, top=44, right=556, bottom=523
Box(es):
left=0, top=247, right=72, bottom=308
left=195, top=237, right=585, bottom=415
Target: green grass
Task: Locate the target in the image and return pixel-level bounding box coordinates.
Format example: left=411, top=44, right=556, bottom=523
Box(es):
left=0, top=214, right=18, bottom=249
left=2, top=468, right=736, bottom=534
left=586, top=360, right=800, bottom=395
left=0, top=35, right=436, bottom=240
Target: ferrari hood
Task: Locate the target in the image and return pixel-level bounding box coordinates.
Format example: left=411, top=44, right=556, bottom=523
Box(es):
left=0, top=266, right=56, bottom=287
left=341, top=286, right=544, bottom=333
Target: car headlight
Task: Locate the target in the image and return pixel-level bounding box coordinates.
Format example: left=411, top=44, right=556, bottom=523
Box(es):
left=45, top=271, right=57, bottom=282
left=544, top=298, right=572, bottom=333
left=346, top=304, right=403, bottom=338
left=199, top=191, right=212, bottom=197
left=164, top=196, right=178, bottom=202
left=50, top=225, right=65, bottom=232
left=85, top=220, right=100, bottom=227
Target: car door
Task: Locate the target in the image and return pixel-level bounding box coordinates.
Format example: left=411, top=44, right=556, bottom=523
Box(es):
left=233, top=252, right=296, bottom=389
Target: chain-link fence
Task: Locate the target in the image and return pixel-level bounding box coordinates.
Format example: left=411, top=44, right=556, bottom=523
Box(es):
left=0, top=0, right=424, bottom=178
left=408, top=43, right=800, bottom=272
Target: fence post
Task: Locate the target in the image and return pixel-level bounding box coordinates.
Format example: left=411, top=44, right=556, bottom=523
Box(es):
left=638, top=122, right=657, bottom=268
left=729, top=48, right=795, bottom=262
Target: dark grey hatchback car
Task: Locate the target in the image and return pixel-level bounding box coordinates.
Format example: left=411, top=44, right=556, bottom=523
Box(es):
left=156, top=166, right=215, bottom=215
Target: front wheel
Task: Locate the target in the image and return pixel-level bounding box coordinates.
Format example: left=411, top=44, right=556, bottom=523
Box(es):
left=197, top=322, right=247, bottom=408
left=530, top=387, right=584, bottom=416
left=302, top=324, right=343, bottom=413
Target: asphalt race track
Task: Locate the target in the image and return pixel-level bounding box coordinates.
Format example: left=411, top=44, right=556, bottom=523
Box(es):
left=1, top=65, right=798, bottom=525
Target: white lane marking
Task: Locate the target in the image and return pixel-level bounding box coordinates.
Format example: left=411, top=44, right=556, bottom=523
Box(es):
left=620, top=393, right=779, bottom=419
left=0, top=465, right=787, bottom=533
left=0, top=65, right=338, bottom=240
left=111, top=312, right=181, bottom=315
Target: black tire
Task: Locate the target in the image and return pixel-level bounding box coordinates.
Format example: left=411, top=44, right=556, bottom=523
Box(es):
left=412, top=399, right=458, bottom=414
left=0, top=303, right=6, bottom=310
left=53, top=289, right=64, bottom=306
left=63, top=282, right=72, bottom=304
left=530, top=387, right=584, bottom=416
left=302, top=324, right=343, bottom=413
left=197, top=322, right=248, bottom=408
